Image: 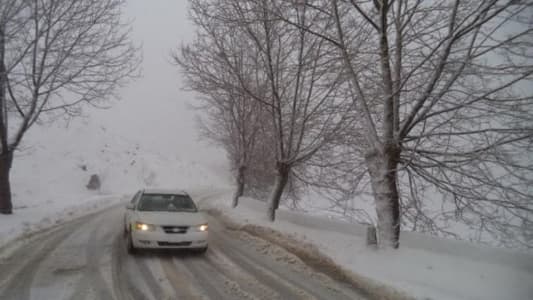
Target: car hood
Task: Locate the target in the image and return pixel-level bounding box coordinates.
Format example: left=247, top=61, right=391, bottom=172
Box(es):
left=135, top=211, right=207, bottom=226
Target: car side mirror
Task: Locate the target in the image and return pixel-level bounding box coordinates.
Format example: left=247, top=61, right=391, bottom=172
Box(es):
left=125, top=203, right=134, bottom=210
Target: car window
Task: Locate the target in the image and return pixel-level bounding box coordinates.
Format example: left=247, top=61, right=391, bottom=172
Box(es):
left=137, top=194, right=197, bottom=212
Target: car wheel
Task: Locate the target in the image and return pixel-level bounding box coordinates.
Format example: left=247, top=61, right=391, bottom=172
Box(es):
left=127, top=232, right=137, bottom=255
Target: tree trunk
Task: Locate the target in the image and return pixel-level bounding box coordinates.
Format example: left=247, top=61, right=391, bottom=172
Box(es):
left=232, top=165, right=246, bottom=208
left=0, top=151, right=13, bottom=214
left=267, top=162, right=290, bottom=221
left=365, top=145, right=400, bottom=249
left=0, top=26, right=11, bottom=215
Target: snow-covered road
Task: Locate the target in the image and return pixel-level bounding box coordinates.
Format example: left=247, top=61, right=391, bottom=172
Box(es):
left=0, top=196, right=366, bottom=300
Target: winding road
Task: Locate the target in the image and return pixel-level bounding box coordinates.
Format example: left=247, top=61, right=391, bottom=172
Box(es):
left=0, top=193, right=366, bottom=300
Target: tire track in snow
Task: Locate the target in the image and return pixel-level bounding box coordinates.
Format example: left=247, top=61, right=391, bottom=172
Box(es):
left=1, top=196, right=368, bottom=300
left=0, top=227, right=62, bottom=288
left=175, top=256, right=227, bottom=299
left=182, top=254, right=260, bottom=300
left=209, top=220, right=360, bottom=300
left=208, top=235, right=314, bottom=300
left=30, top=223, right=91, bottom=300
left=111, top=234, right=149, bottom=300
left=121, top=254, right=155, bottom=300
left=69, top=211, right=115, bottom=300
left=204, top=248, right=281, bottom=300
left=0, top=216, right=93, bottom=300
left=145, top=257, right=176, bottom=298
left=159, top=256, right=206, bottom=300
left=235, top=231, right=348, bottom=299
left=134, top=255, right=166, bottom=300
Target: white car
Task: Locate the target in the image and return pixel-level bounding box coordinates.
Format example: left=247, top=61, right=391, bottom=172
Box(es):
left=124, top=189, right=208, bottom=254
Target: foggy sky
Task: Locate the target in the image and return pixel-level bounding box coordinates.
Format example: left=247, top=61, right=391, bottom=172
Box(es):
left=93, top=0, right=224, bottom=164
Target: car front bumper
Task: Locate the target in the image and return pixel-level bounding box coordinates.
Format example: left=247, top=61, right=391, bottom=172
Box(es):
left=131, top=230, right=208, bottom=249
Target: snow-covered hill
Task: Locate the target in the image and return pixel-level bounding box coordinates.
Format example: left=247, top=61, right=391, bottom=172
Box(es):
left=1, top=117, right=229, bottom=247
left=15, top=119, right=227, bottom=194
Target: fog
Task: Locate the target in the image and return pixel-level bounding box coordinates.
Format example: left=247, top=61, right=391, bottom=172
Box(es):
left=91, top=0, right=225, bottom=164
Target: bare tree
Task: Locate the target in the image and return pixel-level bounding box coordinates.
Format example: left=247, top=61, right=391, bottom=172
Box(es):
left=174, top=3, right=273, bottom=208
left=182, top=0, right=353, bottom=221
left=0, top=0, right=140, bottom=214
left=175, top=47, right=267, bottom=207
left=280, top=0, right=533, bottom=248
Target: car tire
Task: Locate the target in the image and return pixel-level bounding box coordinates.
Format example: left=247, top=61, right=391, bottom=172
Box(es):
left=127, top=232, right=137, bottom=255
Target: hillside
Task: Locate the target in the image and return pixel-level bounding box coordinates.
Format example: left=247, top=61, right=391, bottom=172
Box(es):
left=2, top=118, right=229, bottom=246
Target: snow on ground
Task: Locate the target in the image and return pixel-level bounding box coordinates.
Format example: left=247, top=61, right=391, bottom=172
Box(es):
left=3, top=109, right=531, bottom=300
left=1, top=118, right=229, bottom=249
left=289, top=189, right=508, bottom=247
left=203, top=193, right=533, bottom=300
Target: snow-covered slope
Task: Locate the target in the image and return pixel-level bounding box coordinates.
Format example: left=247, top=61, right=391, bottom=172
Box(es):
left=1, top=118, right=229, bottom=247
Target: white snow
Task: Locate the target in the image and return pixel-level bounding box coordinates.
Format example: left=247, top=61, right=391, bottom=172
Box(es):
left=0, top=0, right=231, bottom=250
left=4, top=116, right=532, bottom=300
left=203, top=193, right=533, bottom=300
left=1, top=2, right=531, bottom=299
left=1, top=118, right=229, bottom=249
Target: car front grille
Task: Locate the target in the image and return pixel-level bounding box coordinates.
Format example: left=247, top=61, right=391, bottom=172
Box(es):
left=162, top=226, right=189, bottom=234
left=157, top=241, right=192, bottom=247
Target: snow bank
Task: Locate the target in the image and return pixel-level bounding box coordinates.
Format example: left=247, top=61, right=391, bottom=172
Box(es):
left=0, top=194, right=125, bottom=250
left=202, top=193, right=533, bottom=300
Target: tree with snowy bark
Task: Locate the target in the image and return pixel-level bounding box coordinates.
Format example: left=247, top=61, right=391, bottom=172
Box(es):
left=278, top=0, right=533, bottom=248
left=180, top=0, right=353, bottom=221
left=174, top=22, right=270, bottom=207
left=0, top=0, right=139, bottom=214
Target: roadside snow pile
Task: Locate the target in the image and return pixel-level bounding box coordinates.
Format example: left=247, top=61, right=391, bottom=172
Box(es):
left=203, top=193, right=533, bottom=300
left=0, top=195, right=125, bottom=249
left=2, top=119, right=228, bottom=248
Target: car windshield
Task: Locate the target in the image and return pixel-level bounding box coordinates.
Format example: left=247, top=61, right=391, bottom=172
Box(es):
left=137, top=194, right=197, bottom=212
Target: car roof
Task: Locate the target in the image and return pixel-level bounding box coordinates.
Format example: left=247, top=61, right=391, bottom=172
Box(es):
left=142, top=188, right=189, bottom=196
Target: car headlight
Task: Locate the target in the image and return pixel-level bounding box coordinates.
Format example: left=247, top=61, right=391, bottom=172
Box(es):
left=197, top=224, right=208, bottom=232
left=134, top=222, right=156, bottom=231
